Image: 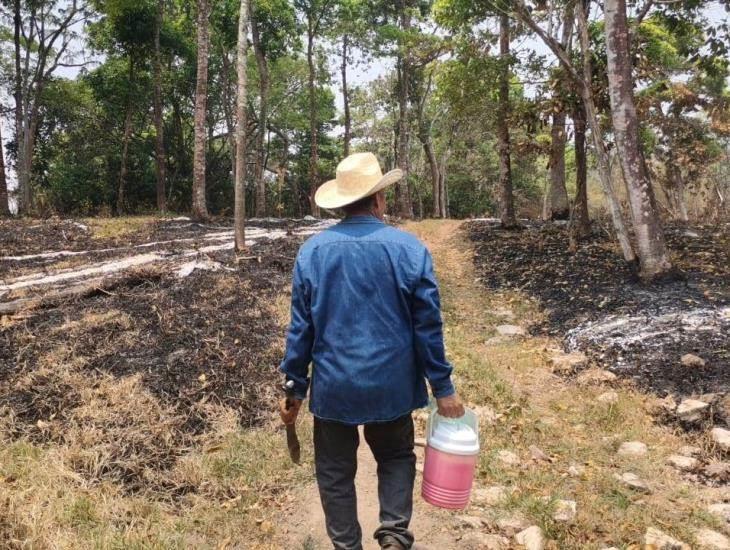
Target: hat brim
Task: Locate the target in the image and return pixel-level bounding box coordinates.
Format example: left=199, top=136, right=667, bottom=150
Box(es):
left=314, top=169, right=404, bottom=209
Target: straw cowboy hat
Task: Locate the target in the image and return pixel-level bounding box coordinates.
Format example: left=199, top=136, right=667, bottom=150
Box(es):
left=314, top=152, right=403, bottom=209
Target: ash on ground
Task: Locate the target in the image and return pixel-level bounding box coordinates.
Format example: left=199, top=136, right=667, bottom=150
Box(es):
left=467, top=220, right=729, bottom=400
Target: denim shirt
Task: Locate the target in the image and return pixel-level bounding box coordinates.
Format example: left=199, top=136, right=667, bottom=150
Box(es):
left=279, top=215, right=455, bottom=425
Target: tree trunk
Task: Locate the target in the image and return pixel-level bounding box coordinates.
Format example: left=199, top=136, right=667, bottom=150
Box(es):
left=575, top=0, right=636, bottom=263
left=667, top=162, right=688, bottom=222
left=604, top=0, right=672, bottom=279
left=117, top=57, right=135, bottom=215
left=497, top=14, right=518, bottom=228
left=153, top=0, right=167, bottom=212
left=251, top=17, right=269, bottom=217
left=234, top=0, right=250, bottom=251
left=0, top=123, right=10, bottom=216
left=192, top=0, right=211, bottom=222
left=545, top=5, right=573, bottom=220
left=394, top=1, right=413, bottom=219
left=341, top=34, right=351, bottom=157
left=13, top=0, right=27, bottom=215
left=573, top=102, right=590, bottom=237
left=306, top=23, right=320, bottom=217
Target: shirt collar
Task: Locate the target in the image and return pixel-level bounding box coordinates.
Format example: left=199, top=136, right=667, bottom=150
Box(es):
left=341, top=214, right=384, bottom=224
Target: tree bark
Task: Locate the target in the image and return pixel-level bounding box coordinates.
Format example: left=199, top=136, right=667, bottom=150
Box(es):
left=497, top=14, right=518, bottom=228
left=572, top=102, right=590, bottom=237
left=414, top=72, right=441, bottom=218
left=117, top=57, right=135, bottom=214
left=306, top=20, right=320, bottom=217
left=394, top=0, right=413, bottom=219
left=604, top=0, right=672, bottom=279
left=545, top=5, right=573, bottom=220
left=13, top=0, right=27, bottom=215
left=192, top=0, right=211, bottom=222
left=153, top=0, right=167, bottom=212
left=341, top=34, right=351, bottom=157
left=0, top=122, right=10, bottom=216
left=251, top=15, right=269, bottom=217
left=234, top=0, right=250, bottom=252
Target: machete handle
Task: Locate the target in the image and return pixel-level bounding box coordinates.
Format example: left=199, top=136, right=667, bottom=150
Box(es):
left=282, top=379, right=296, bottom=410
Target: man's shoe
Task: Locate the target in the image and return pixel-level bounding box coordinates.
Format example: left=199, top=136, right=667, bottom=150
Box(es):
left=380, top=535, right=407, bottom=549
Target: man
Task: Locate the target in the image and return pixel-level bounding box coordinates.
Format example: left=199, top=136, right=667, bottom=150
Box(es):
left=279, top=152, right=464, bottom=550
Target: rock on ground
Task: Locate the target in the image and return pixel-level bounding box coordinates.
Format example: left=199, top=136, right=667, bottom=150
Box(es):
left=711, top=427, right=730, bottom=452
left=496, top=515, right=530, bottom=535
left=576, top=368, right=617, bottom=385
left=515, top=526, right=546, bottom=550
left=549, top=351, right=588, bottom=373
left=552, top=499, right=577, bottom=522
left=472, top=485, right=511, bottom=506
left=614, top=472, right=651, bottom=493
left=617, top=441, right=648, bottom=457
left=676, top=399, right=710, bottom=423
left=460, top=532, right=509, bottom=550
left=695, top=528, right=730, bottom=549
left=678, top=445, right=702, bottom=457
left=456, top=515, right=486, bottom=529
left=681, top=353, right=706, bottom=368
left=597, top=391, right=619, bottom=404
left=496, top=450, right=521, bottom=467
left=666, top=454, right=700, bottom=472
left=644, top=527, right=690, bottom=550
left=496, top=324, right=526, bottom=336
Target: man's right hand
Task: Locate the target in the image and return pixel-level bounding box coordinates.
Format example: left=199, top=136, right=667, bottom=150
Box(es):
left=436, top=393, right=465, bottom=418
left=279, top=398, right=303, bottom=425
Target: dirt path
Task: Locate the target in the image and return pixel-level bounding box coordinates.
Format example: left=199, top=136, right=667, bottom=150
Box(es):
left=273, top=219, right=729, bottom=550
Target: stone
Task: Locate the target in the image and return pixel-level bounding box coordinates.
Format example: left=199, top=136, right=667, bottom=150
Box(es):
left=515, top=526, right=546, bottom=550
left=567, top=464, right=585, bottom=477
left=711, top=427, right=730, bottom=452
left=460, top=532, right=509, bottom=550
left=614, top=472, right=651, bottom=493
left=472, top=485, right=511, bottom=506
left=529, top=445, right=551, bottom=462
left=576, top=368, right=617, bottom=385
left=708, top=503, right=730, bottom=523
left=681, top=353, right=706, bottom=368
left=666, top=454, right=699, bottom=472
left=552, top=499, right=577, bottom=522
left=703, top=462, right=730, bottom=482
left=644, top=527, right=690, bottom=550
left=597, top=391, right=619, bottom=404
left=617, top=441, right=648, bottom=457
left=695, top=528, right=730, bottom=549
left=496, top=324, right=526, bottom=337
left=496, top=514, right=530, bottom=535
left=496, top=450, right=521, bottom=467
left=456, top=515, right=486, bottom=529
left=676, top=399, right=710, bottom=423
left=549, top=351, right=588, bottom=373
left=678, top=445, right=702, bottom=457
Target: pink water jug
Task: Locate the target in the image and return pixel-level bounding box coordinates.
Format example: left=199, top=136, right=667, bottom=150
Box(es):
left=421, top=407, right=480, bottom=509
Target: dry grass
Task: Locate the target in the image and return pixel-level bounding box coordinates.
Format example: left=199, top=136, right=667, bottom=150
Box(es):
left=81, top=216, right=158, bottom=240
left=406, top=219, right=727, bottom=549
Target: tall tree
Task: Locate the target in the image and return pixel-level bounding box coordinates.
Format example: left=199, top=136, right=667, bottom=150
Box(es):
left=604, top=0, right=672, bottom=278
left=153, top=0, right=167, bottom=212
left=394, top=0, right=413, bottom=218
left=192, top=0, right=211, bottom=221
left=11, top=0, right=90, bottom=215
left=116, top=56, right=135, bottom=213
left=572, top=101, right=590, bottom=237
left=234, top=0, right=250, bottom=251
left=0, top=122, right=9, bottom=216
left=497, top=13, right=517, bottom=228
left=250, top=15, right=269, bottom=217
left=544, top=3, right=573, bottom=221
left=341, top=33, right=351, bottom=157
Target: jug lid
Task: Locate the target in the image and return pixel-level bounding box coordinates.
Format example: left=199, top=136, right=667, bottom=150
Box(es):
left=429, top=419, right=479, bottom=456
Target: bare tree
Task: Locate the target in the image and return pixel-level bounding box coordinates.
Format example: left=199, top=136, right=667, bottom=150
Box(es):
left=153, top=0, right=167, bottom=213
left=12, top=0, right=90, bottom=215
left=394, top=0, right=413, bottom=218
left=605, top=0, right=672, bottom=278
left=234, top=0, right=250, bottom=251
left=497, top=13, right=518, bottom=228
left=192, top=0, right=211, bottom=221
left=0, top=121, right=10, bottom=216
left=251, top=12, right=269, bottom=217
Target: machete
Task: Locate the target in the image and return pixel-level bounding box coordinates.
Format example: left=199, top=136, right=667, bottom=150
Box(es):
left=282, top=380, right=301, bottom=464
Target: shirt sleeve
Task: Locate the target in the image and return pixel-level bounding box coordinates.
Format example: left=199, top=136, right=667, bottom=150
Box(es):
left=279, top=255, right=314, bottom=400
left=411, top=248, right=455, bottom=399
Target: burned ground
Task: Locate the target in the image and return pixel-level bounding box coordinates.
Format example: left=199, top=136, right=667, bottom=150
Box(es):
left=468, top=220, right=729, bottom=401
left=0, top=219, right=306, bottom=495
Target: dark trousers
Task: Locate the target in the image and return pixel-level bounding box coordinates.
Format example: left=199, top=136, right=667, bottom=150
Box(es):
left=313, top=414, right=416, bottom=550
